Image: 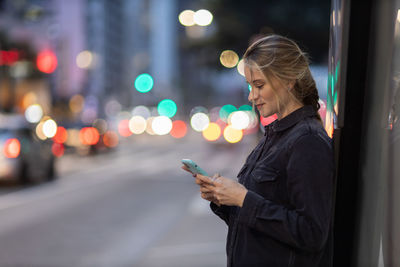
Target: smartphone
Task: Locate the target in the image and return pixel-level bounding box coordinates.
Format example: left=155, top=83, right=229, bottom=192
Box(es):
left=181, top=159, right=209, bottom=176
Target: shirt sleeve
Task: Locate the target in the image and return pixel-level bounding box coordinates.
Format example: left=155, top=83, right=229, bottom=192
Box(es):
left=237, top=133, right=334, bottom=252
left=210, top=202, right=231, bottom=225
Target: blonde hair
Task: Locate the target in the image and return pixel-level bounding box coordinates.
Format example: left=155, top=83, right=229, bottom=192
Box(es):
left=243, top=34, right=322, bottom=123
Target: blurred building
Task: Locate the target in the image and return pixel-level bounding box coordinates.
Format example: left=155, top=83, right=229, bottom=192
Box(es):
left=0, top=0, right=180, bottom=122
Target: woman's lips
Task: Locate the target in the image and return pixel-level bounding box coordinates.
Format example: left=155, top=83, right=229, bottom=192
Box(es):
left=256, top=104, right=264, bottom=109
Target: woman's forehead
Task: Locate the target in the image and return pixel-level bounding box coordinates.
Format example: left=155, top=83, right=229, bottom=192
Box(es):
left=244, top=66, right=266, bottom=81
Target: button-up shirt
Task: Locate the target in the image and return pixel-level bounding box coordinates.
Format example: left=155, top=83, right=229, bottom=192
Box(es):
left=211, top=105, right=335, bottom=267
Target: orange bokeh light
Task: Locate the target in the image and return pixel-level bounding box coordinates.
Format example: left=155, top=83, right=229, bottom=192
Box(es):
left=170, top=120, right=187, bottom=138
left=103, top=131, right=119, bottom=147
left=3, top=138, right=21, bottom=158
left=52, top=126, right=68, bottom=144
left=202, top=122, right=221, bottom=141
left=79, top=127, right=100, bottom=145
left=118, top=119, right=132, bottom=137
left=37, top=50, right=58, bottom=74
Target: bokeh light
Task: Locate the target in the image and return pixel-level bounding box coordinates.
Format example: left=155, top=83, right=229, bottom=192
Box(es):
left=103, top=131, right=119, bottom=148
left=52, top=126, right=68, bottom=144
left=190, top=106, right=208, bottom=118
left=79, top=127, right=100, bottom=145
left=248, top=84, right=252, bottom=91
left=52, top=143, right=64, bottom=157
left=229, top=111, right=250, bottom=130
left=202, top=122, right=221, bottom=141
left=179, top=10, right=195, bottom=26
left=209, top=106, right=221, bottom=122
left=193, top=9, right=213, bottom=26
left=239, top=104, right=252, bottom=111
left=131, top=105, right=151, bottom=119
left=42, top=119, right=57, bottom=138
left=76, top=50, right=93, bottom=69
left=105, top=99, right=122, bottom=118
left=3, top=138, right=20, bottom=158
left=170, top=120, right=187, bottom=138
left=118, top=119, right=132, bottom=137
left=260, top=114, right=278, bottom=126
left=220, top=50, right=239, bottom=68
left=37, top=50, right=57, bottom=73
left=145, top=117, right=156, bottom=135
left=69, top=94, right=85, bottom=113
left=35, top=121, right=47, bottom=140
left=25, top=104, right=43, bottom=123
left=66, top=129, right=81, bottom=147
left=134, top=73, right=154, bottom=93
left=223, top=125, right=243, bottom=143
left=152, top=116, right=173, bottom=135
left=219, top=104, right=237, bottom=122
left=157, top=99, right=177, bottom=118
left=129, top=116, right=147, bottom=134
left=318, top=99, right=327, bottom=122
left=92, top=119, right=108, bottom=135
left=22, top=92, right=37, bottom=110
left=191, top=112, right=210, bottom=132
left=237, top=59, right=245, bottom=76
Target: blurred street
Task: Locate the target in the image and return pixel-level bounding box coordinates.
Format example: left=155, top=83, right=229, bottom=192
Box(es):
left=0, top=132, right=255, bottom=267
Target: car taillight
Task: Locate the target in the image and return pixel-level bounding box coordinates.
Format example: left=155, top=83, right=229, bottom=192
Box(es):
left=3, top=138, right=21, bottom=158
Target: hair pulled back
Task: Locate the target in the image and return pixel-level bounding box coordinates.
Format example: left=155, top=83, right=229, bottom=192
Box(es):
left=243, top=34, right=322, bottom=123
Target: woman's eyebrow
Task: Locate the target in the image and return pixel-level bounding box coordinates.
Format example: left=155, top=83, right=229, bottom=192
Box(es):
left=252, top=79, right=264, bottom=83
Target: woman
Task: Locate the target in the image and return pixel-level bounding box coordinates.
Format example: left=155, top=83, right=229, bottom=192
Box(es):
left=183, top=34, right=334, bottom=266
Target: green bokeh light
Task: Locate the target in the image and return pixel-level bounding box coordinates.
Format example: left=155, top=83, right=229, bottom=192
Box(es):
left=219, top=104, right=237, bottom=121
left=134, top=73, right=154, bottom=93
left=157, top=99, right=177, bottom=118
left=239, top=104, right=252, bottom=111
left=248, top=83, right=252, bottom=91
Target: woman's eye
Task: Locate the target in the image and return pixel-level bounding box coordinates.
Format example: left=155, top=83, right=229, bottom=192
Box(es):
left=255, top=85, right=264, bottom=89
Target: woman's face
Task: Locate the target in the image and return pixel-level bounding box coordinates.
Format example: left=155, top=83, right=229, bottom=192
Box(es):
left=245, top=66, right=283, bottom=118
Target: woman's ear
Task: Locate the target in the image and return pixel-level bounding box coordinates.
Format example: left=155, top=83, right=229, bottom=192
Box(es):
left=287, top=80, right=295, bottom=90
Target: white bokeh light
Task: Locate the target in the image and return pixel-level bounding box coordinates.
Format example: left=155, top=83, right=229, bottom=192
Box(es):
left=152, top=116, right=173, bottom=135
left=25, top=104, right=43, bottom=123
left=179, top=10, right=195, bottom=26
left=193, top=9, right=213, bottom=26
left=129, top=115, right=147, bottom=134
left=190, top=112, right=210, bottom=132
left=42, top=119, right=57, bottom=138
left=229, top=111, right=250, bottom=130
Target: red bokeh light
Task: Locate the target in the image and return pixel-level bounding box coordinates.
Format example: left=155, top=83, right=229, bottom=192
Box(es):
left=170, top=120, right=187, bottom=138
left=52, top=143, right=65, bottom=157
left=103, top=131, right=119, bottom=147
left=79, top=127, right=100, bottom=145
left=52, top=126, right=68, bottom=144
left=0, top=50, right=19, bottom=66
left=260, top=114, right=278, bottom=126
left=118, top=120, right=132, bottom=137
left=3, top=138, right=21, bottom=158
left=37, top=50, right=58, bottom=74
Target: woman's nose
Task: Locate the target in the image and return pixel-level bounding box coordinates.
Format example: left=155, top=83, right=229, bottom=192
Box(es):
left=248, top=88, right=258, bottom=102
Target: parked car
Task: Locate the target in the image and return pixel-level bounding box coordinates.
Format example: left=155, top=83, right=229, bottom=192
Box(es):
left=0, top=113, right=55, bottom=183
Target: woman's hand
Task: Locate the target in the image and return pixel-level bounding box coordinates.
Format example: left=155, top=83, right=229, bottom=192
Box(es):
left=211, top=176, right=248, bottom=207
left=196, top=174, right=248, bottom=207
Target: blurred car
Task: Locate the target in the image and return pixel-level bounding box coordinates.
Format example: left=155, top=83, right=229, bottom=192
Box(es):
left=0, top=113, right=55, bottom=183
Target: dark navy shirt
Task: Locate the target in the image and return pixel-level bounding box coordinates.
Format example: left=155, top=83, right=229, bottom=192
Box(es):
left=211, top=105, right=335, bottom=267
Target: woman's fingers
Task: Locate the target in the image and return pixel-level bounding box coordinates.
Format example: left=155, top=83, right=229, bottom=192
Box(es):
left=181, top=165, right=195, bottom=175
left=200, top=185, right=213, bottom=193
left=196, top=174, right=214, bottom=184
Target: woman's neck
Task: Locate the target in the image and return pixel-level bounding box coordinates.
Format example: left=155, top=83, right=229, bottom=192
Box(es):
left=277, top=101, right=304, bottom=120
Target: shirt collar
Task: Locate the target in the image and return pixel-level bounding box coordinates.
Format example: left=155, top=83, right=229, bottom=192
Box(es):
left=266, top=105, right=316, bottom=133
